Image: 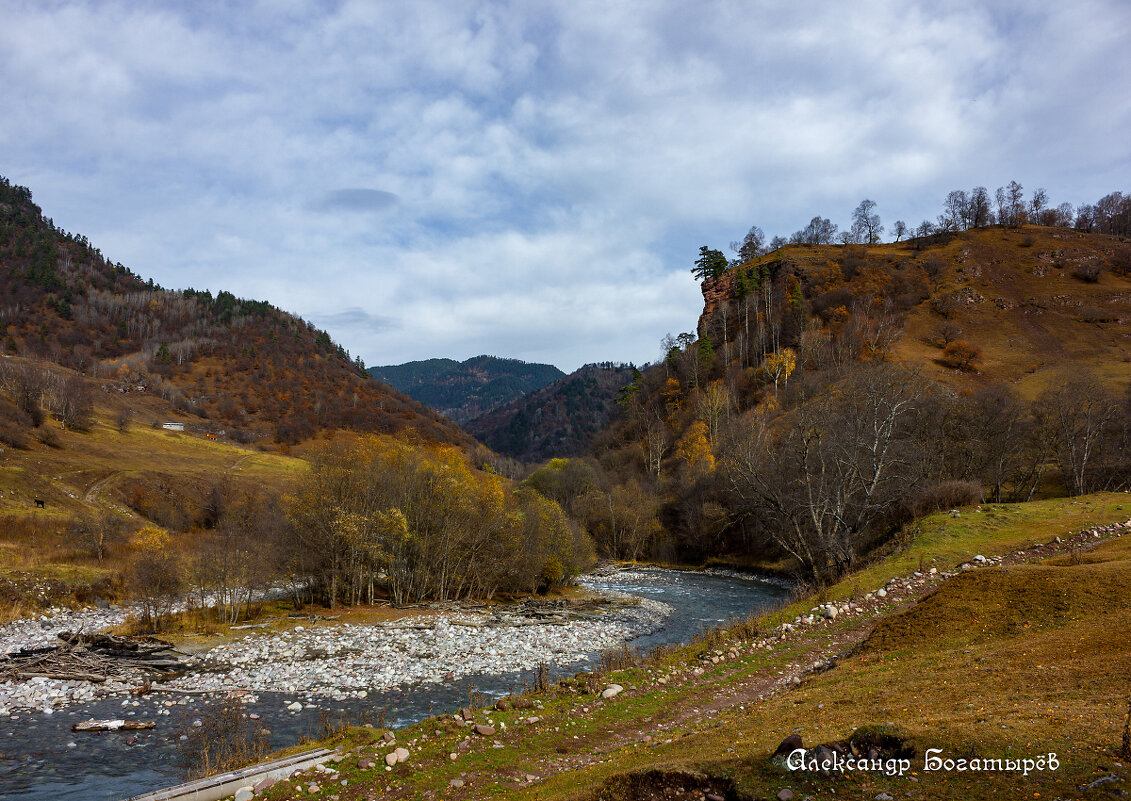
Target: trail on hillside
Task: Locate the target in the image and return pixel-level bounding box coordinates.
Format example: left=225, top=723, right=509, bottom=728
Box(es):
left=82, top=471, right=123, bottom=505
left=447, top=521, right=1130, bottom=791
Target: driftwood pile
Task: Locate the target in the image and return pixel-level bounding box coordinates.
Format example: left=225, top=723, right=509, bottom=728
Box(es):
left=0, top=631, right=186, bottom=683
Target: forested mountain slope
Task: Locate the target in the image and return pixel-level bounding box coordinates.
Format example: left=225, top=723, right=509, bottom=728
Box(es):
left=466, top=363, right=637, bottom=463
left=0, top=177, right=472, bottom=447
left=370, top=355, right=564, bottom=423
left=543, top=217, right=1130, bottom=580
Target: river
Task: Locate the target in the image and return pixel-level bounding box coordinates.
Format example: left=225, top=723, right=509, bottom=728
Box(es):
left=0, top=567, right=789, bottom=801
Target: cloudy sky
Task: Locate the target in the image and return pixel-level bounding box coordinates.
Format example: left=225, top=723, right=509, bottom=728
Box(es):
left=3, top=1, right=1129, bottom=371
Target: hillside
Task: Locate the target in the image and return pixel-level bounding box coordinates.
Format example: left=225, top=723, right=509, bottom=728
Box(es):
left=0, top=365, right=308, bottom=606
left=697, top=224, right=1131, bottom=396
left=541, top=222, right=1130, bottom=571
left=0, top=177, right=473, bottom=448
left=264, top=494, right=1131, bottom=800
left=369, top=355, right=564, bottom=423
left=465, top=363, right=637, bottom=463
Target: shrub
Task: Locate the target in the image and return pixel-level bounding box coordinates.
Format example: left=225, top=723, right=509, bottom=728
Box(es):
left=905, top=480, right=983, bottom=519
left=175, top=700, right=267, bottom=779
left=940, top=340, right=982, bottom=371
left=1071, top=262, right=1102, bottom=282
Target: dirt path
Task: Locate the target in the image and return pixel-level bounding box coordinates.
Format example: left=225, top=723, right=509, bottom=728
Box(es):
left=83, top=470, right=123, bottom=505
left=228, top=453, right=255, bottom=472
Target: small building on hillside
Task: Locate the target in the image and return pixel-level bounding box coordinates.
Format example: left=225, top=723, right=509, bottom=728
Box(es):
left=161, top=422, right=185, bottom=432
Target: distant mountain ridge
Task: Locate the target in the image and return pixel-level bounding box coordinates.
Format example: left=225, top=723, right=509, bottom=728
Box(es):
left=370, top=355, right=565, bottom=423
left=466, top=363, right=637, bottom=463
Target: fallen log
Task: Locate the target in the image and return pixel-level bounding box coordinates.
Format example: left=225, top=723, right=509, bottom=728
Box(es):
left=18, top=671, right=109, bottom=683
left=72, top=719, right=156, bottom=732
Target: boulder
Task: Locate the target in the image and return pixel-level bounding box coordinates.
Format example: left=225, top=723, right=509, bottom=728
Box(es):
left=233, top=787, right=254, bottom=801
left=473, top=724, right=495, bottom=736
left=772, top=733, right=803, bottom=757
left=601, top=684, right=624, bottom=699
left=777, top=790, right=795, bottom=801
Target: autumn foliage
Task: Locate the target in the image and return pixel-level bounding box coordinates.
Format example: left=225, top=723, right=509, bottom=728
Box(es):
left=940, top=340, right=982, bottom=371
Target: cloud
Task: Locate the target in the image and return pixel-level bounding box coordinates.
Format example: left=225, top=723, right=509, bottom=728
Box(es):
left=1, top=0, right=1129, bottom=371
left=313, top=188, right=399, bottom=213
left=309, top=306, right=399, bottom=334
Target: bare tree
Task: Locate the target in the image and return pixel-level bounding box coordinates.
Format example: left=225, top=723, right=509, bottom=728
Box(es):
left=44, top=373, right=93, bottom=431
left=1035, top=373, right=1120, bottom=496
left=969, top=186, right=993, bottom=228
left=851, top=199, right=884, bottom=244
left=731, top=225, right=766, bottom=263
left=723, top=365, right=928, bottom=584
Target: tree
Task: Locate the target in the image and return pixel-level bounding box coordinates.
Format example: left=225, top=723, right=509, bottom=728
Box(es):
left=731, top=226, right=766, bottom=263
left=943, top=190, right=970, bottom=231
left=1035, top=374, right=1120, bottom=496
left=794, top=216, right=838, bottom=245
left=1030, top=187, right=1048, bottom=222
left=940, top=340, right=982, bottom=371
left=695, top=381, right=732, bottom=443
left=691, top=246, right=729, bottom=282
left=1007, top=180, right=1026, bottom=226
left=675, top=420, right=715, bottom=476
left=850, top=199, right=884, bottom=244
left=723, top=365, right=929, bottom=584
left=969, top=186, right=993, bottom=228
left=761, top=348, right=797, bottom=394
left=892, top=220, right=908, bottom=242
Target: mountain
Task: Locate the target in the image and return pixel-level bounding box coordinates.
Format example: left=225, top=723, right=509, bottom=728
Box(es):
left=369, top=355, right=565, bottom=423
left=0, top=176, right=473, bottom=447
left=465, top=363, right=637, bottom=463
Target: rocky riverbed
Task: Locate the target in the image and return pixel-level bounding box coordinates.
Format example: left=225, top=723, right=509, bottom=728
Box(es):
left=0, top=584, right=672, bottom=716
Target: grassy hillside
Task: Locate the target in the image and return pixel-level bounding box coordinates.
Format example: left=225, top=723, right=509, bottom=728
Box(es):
left=0, top=176, right=472, bottom=447
left=370, top=355, right=565, bottom=423
left=259, top=493, right=1131, bottom=800
left=0, top=364, right=307, bottom=611
left=700, top=225, right=1131, bottom=395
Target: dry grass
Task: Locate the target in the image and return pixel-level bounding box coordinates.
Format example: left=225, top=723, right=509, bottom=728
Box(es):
left=884, top=226, right=1131, bottom=397
left=255, top=494, right=1131, bottom=801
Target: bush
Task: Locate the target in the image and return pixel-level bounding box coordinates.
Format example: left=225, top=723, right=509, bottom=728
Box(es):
left=1071, top=262, right=1102, bottom=282
left=905, top=480, right=983, bottom=519
left=175, top=700, right=266, bottom=779
left=940, top=340, right=982, bottom=371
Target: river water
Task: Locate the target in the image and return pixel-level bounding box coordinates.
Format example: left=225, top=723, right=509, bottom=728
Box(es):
left=0, top=568, right=788, bottom=801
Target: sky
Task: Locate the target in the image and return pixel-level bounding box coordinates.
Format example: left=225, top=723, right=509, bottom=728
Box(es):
left=2, top=1, right=1129, bottom=372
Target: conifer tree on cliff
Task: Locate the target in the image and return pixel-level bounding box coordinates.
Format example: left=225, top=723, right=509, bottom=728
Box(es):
left=691, top=246, right=728, bottom=281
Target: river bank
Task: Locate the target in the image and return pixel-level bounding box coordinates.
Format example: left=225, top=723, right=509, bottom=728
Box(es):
left=0, top=567, right=790, bottom=801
